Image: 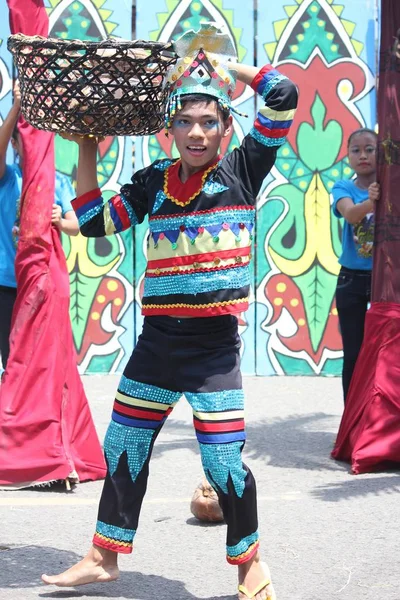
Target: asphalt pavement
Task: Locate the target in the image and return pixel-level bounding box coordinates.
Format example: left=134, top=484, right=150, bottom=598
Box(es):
left=1, top=375, right=399, bottom=600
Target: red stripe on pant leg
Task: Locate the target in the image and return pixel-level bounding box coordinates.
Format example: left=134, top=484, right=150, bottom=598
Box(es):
left=113, top=402, right=171, bottom=421
left=194, top=419, right=245, bottom=433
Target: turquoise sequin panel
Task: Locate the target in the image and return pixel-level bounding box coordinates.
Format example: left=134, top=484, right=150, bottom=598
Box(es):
left=78, top=202, right=103, bottom=227
left=202, top=180, right=230, bottom=194
left=119, top=375, right=181, bottom=404
left=152, top=190, right=167, bottom=214
left=250, top=127, right=287, bottom=147
left=153, top=159, right=174, bottom=171
left=261, top=74, right=287, bottom=101
left=144, top=265, right=250, bottom=297
left=227, top=531, right=259, bottom=557
left=185, top=389, right=244, bottom=412
left=149, top=208, right=255, bottom=233
left=104, top=420, right=155, bottom=482
left=200, top=441, right=247, bottom=497
left=96, top=520, right=136, bottom=542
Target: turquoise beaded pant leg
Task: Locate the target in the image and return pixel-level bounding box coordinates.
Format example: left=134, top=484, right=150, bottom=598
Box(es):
left=186, top=390, right=259, bottom=564
left=94, top=377, right=181, bottom=553
left=93, top=315, right=259, bottom=563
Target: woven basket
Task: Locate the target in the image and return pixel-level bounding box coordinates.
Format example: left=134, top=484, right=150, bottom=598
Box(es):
left=7, top=34, right=177, bottom=136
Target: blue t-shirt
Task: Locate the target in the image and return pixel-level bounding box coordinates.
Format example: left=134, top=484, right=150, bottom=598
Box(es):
left=0, top=165, right=75, bottom=288
left=332, top=179, right=373, bottom=271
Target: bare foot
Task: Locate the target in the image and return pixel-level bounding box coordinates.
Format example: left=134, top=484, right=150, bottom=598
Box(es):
left=238, top=553, right=276, bottom=600
left=41, top=545, right=119, bottom=587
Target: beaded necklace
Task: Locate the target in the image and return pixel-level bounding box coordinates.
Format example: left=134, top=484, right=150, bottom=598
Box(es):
left=163, top=158, right=220, bottom=208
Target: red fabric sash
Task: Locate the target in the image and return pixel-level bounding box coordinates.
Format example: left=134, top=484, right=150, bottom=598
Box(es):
left=0, top=0, right=106, bottom=486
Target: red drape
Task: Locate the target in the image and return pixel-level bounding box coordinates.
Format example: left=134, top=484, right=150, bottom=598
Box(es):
left=332, top=0, right=400, bottom=474
left=0, top=0, right=106, bottom=487
left=332, top=303, right=400, bottom=473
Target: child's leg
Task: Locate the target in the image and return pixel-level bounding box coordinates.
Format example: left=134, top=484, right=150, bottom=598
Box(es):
left=94, top=376, right=180, bottom=553
left=179, top=315, right=274, bottom=599
left=189, top=392, right=274, bottom=599
left=42, top=317, right=181, bottom=587
left=187, top=389, right=259, bottom=563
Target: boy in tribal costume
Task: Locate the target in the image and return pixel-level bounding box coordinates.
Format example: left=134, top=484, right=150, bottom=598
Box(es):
left=42, top=24, right=298, bottom=600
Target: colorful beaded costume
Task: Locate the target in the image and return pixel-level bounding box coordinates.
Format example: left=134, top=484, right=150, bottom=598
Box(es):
left=72, top=25, right=297, bottom=564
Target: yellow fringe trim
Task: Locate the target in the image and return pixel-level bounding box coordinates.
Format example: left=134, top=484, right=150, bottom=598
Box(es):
left=94, top=533, right=131, bottom=548
left=143, top=297, right=248, bottom=310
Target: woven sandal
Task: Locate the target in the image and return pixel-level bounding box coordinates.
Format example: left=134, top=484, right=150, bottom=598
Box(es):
left=238, top=562, right=276, bottom=600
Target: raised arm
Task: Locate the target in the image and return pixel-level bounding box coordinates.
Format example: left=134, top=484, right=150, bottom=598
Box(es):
left=231, top=63, right=260, bottom=87
left=76, top=137, right=99, bottom=196
left=61, top=134, right=149, bottom=238
left=225, top=62, right=298, bottom=199
left=0, top=84, right=20, bottom=180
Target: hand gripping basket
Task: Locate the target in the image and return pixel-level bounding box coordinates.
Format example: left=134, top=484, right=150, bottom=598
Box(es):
left=7, top=34, right=177, bottom=137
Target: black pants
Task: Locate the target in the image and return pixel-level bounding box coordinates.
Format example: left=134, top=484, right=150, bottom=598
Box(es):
left=93, top=315, right=259, bottom=564
left=0, top=285, right=17, bottom=370
left=335, top=267, right=371, bottom=402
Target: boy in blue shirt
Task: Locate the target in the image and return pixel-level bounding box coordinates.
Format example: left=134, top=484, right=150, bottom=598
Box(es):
left=0, top=85, right=79, bottom=369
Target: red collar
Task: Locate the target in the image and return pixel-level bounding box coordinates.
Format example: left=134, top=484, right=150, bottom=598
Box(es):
left=163, top=157, right=220, bottom=207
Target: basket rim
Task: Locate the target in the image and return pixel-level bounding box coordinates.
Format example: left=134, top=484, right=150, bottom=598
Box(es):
left=7, top=33, right=174, bottom=53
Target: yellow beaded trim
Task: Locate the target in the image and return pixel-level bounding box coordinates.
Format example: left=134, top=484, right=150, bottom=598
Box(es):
left=94, top=533, right=132, bottom=548
left=163, top=161, right=219, bottom=207
left=143, top=297, right=248, bottom=310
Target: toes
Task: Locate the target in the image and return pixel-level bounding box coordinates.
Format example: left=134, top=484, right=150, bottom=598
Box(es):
left=41, top=575, right=58, bottom=586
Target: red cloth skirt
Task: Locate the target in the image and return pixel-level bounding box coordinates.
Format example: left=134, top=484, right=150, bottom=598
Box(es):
left=332, top=302, right=400, bottom=474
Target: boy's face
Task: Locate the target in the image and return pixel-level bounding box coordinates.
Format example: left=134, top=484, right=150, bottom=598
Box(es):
left=170, top=99, right=232, bottom=172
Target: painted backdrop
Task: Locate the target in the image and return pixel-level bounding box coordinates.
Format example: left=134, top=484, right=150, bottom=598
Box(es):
left=0, top=0, right=377, bottom=375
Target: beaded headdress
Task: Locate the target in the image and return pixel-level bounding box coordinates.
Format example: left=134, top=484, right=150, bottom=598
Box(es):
left=164, top=24, right=243, bottom=130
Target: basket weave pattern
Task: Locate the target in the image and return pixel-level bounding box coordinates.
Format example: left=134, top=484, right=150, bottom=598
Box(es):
left=8, top=34, right=177, bottom=136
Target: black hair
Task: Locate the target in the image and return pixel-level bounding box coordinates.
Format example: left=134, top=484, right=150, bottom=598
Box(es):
left=179, top=93, right=231, bottom=122
left=347, top=128, right=377, bottom=147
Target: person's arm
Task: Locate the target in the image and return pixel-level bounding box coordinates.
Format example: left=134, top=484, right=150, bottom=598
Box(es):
left=51, top=204, right=79, bottom=236
left=76, top=137, right=99, bottom=196
left=0, top=84, right=20, bottom=180
left=225, top=62, right=298, bottom=199
left=231, top=63, right=260, bottom=87
left=60, top=133, right=149, bottom=237
left=336, top=182, right=380, bottom=224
